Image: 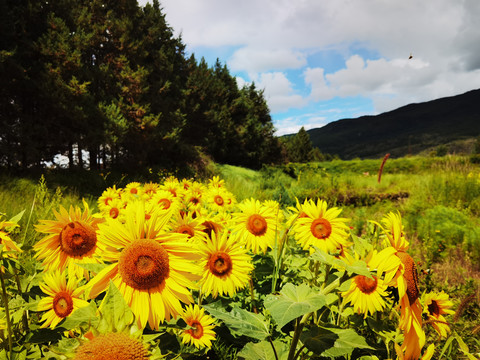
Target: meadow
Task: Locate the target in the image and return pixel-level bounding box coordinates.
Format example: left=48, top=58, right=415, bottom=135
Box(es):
left=0, top=155, right=479, bottom=359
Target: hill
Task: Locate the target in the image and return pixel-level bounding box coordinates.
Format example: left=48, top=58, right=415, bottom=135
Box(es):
left=306, top=88, right=480, bottom=159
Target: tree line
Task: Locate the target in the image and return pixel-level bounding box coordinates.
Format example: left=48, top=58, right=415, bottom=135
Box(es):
left=1, top=0, right=290, bottom=172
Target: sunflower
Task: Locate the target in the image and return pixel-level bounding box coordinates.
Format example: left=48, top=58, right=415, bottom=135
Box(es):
left=231, top=198, right=281, bottom=254
left=291, top=199, right=350, bottom=254
left=204, top=187, right=235, bottom=213
left=341, top=248, right=400, bottom=317
left=198, top=229, right=254, bottom=298
left=208, top=176, right=225, bottom=189
left=87, top=200, right=201, bottom=330
left=0, top=217, right=22, bottom=254
left=160, top=176, right=182, bottom=198
left=422, top=291, right=454, bottom=338
left=124, top=182, right=143, bottom=199
left=34, top=201, right=103, bottom=279
left=97, top=186, right=121, bottom=212
left=37, top=270, right=89, bottom=329
left=380, top=212, right=409, bottom=251
left=73, top=332, right=150, bottom=360
left=168, top=211, right=208, bottom=244
left=142, top=182, right=160, bottom=199
left=396, top=251, right=426, bottom=360
left=180, top=304, right=216, bottom=349
left=101, top=197, right=125, bottom=221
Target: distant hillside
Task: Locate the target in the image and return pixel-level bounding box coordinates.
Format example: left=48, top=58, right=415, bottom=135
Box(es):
left=306, top=89, right=480, bottom=159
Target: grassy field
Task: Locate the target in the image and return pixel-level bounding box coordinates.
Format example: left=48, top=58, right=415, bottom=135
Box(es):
left=1, top=154, right=479, bottom=358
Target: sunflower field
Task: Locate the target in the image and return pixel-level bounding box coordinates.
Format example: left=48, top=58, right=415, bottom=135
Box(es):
left=1, top=159, right=479, bottom=359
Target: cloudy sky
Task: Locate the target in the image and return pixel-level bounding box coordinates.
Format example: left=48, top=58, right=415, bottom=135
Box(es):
left=139, top=0, right=480, bottom=135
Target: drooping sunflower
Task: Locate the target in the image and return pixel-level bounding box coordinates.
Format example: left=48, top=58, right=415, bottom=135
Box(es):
left=422, top=291, right=454, bottom=338
left=73, top=332, right=150, bottom=360
left=291, top=199, right=350, bottom=254
left=34, top=201, right=103, bottom=279
left=37, top=270, right=89, bottom=329
left=396, top=251, right=426, bottom=360
left=380, top=212, right=410, bottom=251
left=180, top=304, right=216, bottom=349
left=231, top=198, right=281, bottom=254
left=87, top=200, right=201, bottom=330
left=342, top=247, right=400, bottom=317
left=198, top=229, right=254, bottom=298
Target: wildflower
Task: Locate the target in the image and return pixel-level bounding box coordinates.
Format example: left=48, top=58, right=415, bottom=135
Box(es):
left=422, top=291, right=454, bottom=338
left=180, top=304, right=216, bottom=349
left=34, top=201, right=103, bottom=279
left=37, top=270, right=88, bottom=329
left=199, top=229, right=253, bottom=298
left=73, top=332, right=149, bottom=360
left=87, top=201, right=200, bottom=330
left=291, top=199, right=350, bottom=254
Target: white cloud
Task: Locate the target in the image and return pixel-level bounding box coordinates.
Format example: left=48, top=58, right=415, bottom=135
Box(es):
left=229, top=47, right=307, bottom=74
left=139, top=0, right=480, bottom=125
left=253, top=72, right=308, bottom=113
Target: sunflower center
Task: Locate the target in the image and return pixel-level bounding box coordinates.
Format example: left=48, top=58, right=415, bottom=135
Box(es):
left=109, top=207, right=120, bottom=219
left=428, top=300, right=440, bottom=317
left=208, top=251, right=233, bottom=277
left=354, top=275, right=378, bottom=294
left=202, top=221, right=220, bottom=239
left=187, top=320, right=204, bottom=339
left=310, top=218, right=332, bottom=239
left=158, top=198, right=171, bottom=209
left=118, top=239, right=169, bottom=290
left=60, top=221, right=97, bottom=257
left=73, top=332, right=149, bottom=360
left=177, top=225, right=195, bottom=238
left=190, top=197, right=200, bottom=205
left=53, top=291, right=74, bottom=318
left=397, top=251, right=419, bottom=305
left=214, top=195, right=224, bottom=206
left=247, top=214, right=267, bottom=236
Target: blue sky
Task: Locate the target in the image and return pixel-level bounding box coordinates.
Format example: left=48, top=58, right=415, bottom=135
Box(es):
left=140, top=0, right=480, bottom=135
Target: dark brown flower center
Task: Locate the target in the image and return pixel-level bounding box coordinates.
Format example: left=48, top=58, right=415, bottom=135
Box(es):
left=53, top=291, right=74, bottom=318
left=177, top=225, right=195, bottom=238
left=428, top=300, right=440, bottom=317
left=247, top=214, right=267, bottom=236
left=186, top=320, right=204, bottom=339
left=214, top=195, right=224, bottom=206
left=397, top=251, right=419, bottom=305
left=310, top=218, right=332, bottom=239
left=118, top=239, right=169, bottom=290
left=208, top=251, right=233, bottom=277
left=354, top=275, right=378, bottom=294
left=59, top=221, right=97, bottom=257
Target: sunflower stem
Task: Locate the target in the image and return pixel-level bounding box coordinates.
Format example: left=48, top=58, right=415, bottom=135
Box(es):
left=287, top=313, right=311, bottom=360
left=249, top=277, right=257, bottom=314
left=268, top=336, right=279, bottom=360
left=0, top=261, right=13, bottom=359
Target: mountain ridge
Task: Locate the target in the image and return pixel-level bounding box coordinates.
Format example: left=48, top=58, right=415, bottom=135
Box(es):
left=304, top=88, right=480, bottom=159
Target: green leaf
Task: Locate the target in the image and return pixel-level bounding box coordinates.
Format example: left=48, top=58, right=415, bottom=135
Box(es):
left=264, top=283, right=327, bottom=329
left=60, top=301, right=98, bottom=330
left=8, top=210, right=25, bottom=226
left=76, top=262, right=109, bottom=275
left=203, top=304, right=270, bottom=341
left=301, top=326, right=373, bottom=358
left=98, top=281, right=134, bottom=332
left=311, top=247, right=372, bottom=278
left=238, top=340, right=289, bottom=360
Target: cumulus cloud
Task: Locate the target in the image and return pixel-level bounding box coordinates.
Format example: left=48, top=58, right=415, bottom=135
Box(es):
left=139, top=0, right=480, bottom=134
left=229, top=47, right=307, bottom=74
